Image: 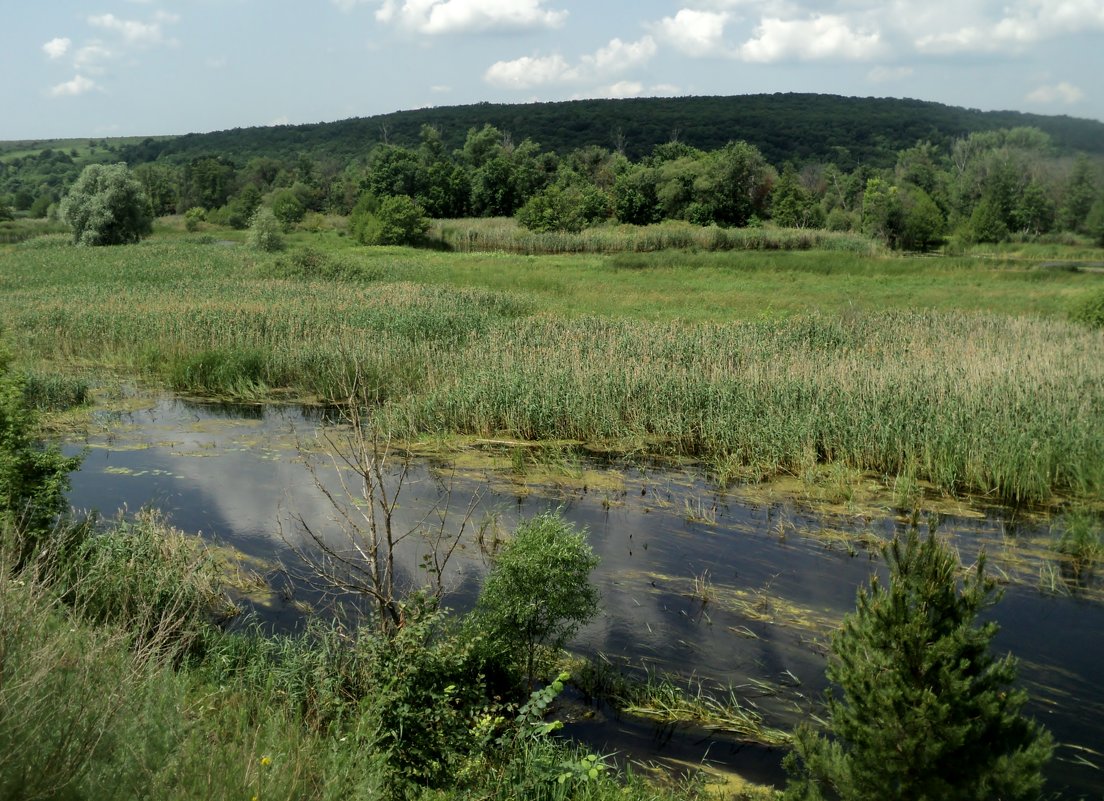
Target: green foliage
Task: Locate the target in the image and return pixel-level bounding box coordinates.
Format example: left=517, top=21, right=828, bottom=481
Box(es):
left=517, top=183, right=610, bottom=233
left=247, top=206, right=285, bottom=252
left=897, top=185, right=945, bottom=251
left=1070, top=288, right=1104, bottom=329
left=1086, top=198, right=1104, bottom=246
left=351, top=193, right=428, bottom=246
left=0, top=344, right=81, bottom=555
left=60, top=163, right=153, bottom=246
left=270, top=187, right=306, bottom=231
left=968, top=194, right=1010, bottom=243
left=0, top=198, right=12, bottom=222
left=183, top=206, right=205, bottom=232
left=784, top=526, right=1053, bottom=801
left=475, top=512, right=600, bottom=681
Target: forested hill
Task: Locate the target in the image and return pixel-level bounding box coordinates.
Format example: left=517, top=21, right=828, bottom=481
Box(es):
left=116, top=94, right=1104, bottom=169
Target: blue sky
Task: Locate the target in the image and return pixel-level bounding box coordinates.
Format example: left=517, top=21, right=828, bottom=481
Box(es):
left=3, top=0, right=1102, bottom=140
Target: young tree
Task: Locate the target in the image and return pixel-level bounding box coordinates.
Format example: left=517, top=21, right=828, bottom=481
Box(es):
left=784, top=526, right=1052, bottom=801
left=247, top=206, right=284, bottom=252
left=474, top=512, right=600, bottom=683
left=60, top=163, right=153, bottom=246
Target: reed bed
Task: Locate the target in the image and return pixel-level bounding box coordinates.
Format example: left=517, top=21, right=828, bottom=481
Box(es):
left=3, top=237, right=1102, bottom=505
left=429, top=217, right=879, bottom=255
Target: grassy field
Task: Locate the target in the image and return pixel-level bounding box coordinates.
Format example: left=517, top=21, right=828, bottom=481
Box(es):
left=2, top=230, right=1103, bottom=505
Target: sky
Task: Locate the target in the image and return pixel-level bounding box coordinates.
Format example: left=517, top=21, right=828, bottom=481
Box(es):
left=2, top=0, right=1103, bottom=141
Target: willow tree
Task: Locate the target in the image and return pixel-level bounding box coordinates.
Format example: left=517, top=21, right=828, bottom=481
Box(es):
left=60, top=163, right=152, bottom=246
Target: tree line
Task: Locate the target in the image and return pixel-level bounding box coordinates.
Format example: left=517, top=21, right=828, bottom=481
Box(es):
left=34, top=120, right=1104, bottom=251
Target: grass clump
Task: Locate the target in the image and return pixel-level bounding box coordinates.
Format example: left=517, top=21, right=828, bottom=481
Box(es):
left=1070, top=288, right=1104, bottom=329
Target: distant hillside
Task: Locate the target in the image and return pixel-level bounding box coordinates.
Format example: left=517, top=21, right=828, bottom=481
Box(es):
left=112, top=94, right=1104, bottom=169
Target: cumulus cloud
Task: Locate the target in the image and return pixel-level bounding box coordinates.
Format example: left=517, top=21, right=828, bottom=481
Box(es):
left=42, top=37, right=71, bottom=59
left=654, top=9, right=730, bottom=56
left=484, top=36, right=656, bottom=89
left=738, top=14, right=883, bottom=61
left=484, top=54, right=573, bottom=88
left=88, top=13, right=169, bottom=46
left=373, top=0, right=567, bottom=34
left=601, top=81, right=645, bottom=98
left=75, top=43, right=114, bottom=71
left=49, top=75, right=99, bottom=97
left=914, top=0, right=1104, bottom=52
left=1026, top=81, right=1084, bottom=104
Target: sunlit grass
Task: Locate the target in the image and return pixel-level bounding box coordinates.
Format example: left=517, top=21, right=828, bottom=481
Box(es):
left=2, top=234, right=1103, bottom=504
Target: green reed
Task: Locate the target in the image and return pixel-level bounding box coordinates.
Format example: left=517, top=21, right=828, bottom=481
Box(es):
left=3, top=236, right=1102, bottom=504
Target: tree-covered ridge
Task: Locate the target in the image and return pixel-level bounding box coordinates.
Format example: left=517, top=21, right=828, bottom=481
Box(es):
left=113, top=94, right=1104, bottom=168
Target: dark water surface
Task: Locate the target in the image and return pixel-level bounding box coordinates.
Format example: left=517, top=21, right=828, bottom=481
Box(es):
left=64, top=395, right=1103, bottom=796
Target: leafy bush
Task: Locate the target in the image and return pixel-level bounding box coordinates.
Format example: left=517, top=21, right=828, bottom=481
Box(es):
left=0, top=343, right=81, bottom=557
left=271, top=188, right=306, bottom=231
left=248, top=207, right=285, bottom=252
left=183, top=206, right=205, bottom=232
left=517, top=183, right=610, bottom=233
left=1070, top=289, right=1104, bottom=328
left=60, top=163, right=153, bottom=246
left=351, top=193, right=429, bottom=246
left=474, top=512, right=600, bottom=682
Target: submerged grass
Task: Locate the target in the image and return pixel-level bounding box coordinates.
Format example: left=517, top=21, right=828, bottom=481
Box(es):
left=2, top=236, right=1103, bottom=505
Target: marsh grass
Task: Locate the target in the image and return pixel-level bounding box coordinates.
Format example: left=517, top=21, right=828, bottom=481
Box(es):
left=3, top=239, right=1103, bottom=504
left=429, top=218, right=879, bottom=255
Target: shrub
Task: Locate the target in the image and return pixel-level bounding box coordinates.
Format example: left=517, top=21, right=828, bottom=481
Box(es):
left=1070, top=289, right=1104, bottom=329
left=247, top=207, right=284, bottom=252
left=351, top=193, right=428, bottom=246
left=271, top=188, right=306, bottom=231
left=183, top=207, right=205, bottom=232
left=474, top=512, right=599, bottom=682
left=0, top=343, right=81, bottom=557
left=60, top=163, right=153, bottom=246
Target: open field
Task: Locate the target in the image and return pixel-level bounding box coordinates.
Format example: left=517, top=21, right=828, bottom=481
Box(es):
left=1, top=231, right=1103, bottom=505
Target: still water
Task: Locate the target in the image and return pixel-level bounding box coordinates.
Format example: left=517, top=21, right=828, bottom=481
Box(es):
left=64, top=394, right=1103, bottom=795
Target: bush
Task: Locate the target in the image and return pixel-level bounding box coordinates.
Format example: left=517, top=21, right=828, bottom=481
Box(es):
left=184, top=207, right=205, bottom=232
left=60, top=163, right=153, bottom=246
left=474, top=512, right=599, bottom=682
left=0, top=344, right=81, bottom=557
left=248, top=207, right=284, bottom=252
left=351, top=193, right=428, bottom=246
left=517, top=183, right=610, bottom=233
left=1070, top=289, right=1104, bottom=329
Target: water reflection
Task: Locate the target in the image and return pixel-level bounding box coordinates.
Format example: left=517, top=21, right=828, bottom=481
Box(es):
left=64, top=395, right=1103, bottom=795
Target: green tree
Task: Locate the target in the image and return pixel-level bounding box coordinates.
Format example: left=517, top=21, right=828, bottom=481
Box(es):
left=771, top=163, right=817, bottom=228
left=474, top=512, right=600, bottom=683
left=0, top=198, right=13, bottom=222
left=60, top=163, right=153, bottom=246
left=270, top=188, right=306, bottom=231
left=861, top=177, right=902, bottom=246
left=897, top=185, right=945, bottom=251
left=517, top=182, right=609, bottom=233
left=1086, top=198, right=1104, bottom=247
left=784, top=526, right=1052, bottom=801
left=1058, top=155, right=1098, bottom=233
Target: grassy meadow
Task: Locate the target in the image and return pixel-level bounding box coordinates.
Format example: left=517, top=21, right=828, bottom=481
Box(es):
left=1, top=228, right=1103, bottom=506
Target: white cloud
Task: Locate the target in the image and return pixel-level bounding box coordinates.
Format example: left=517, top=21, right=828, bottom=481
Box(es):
left=75, top=43, right=114, bottom=71
left=738, top=14, right=883, bottom=61
left=484, top=36, right=656, bottom=89
left=601, top=81, right=645, bottom=98
left=914, top=0, right=1104, bottom=52
left=484, top=53, right=573, bottom=89
left=654, top=9, right=730, bottom=56
left=585, top=36, right=657, bottom=73
left=867, top=65, right=913, bottom=82
left=1026, top=81, right=1084, bottom=104
left=87, top=13, right=169, bottom=46
left=49, top=75, right=99, bottom=97
left=374, top=0, right=567, bottom=34
left=43, top=37, right=71, bottom=59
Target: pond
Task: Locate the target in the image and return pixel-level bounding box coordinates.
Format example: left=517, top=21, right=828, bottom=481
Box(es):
left=63, top=392, right=1103, bottom=796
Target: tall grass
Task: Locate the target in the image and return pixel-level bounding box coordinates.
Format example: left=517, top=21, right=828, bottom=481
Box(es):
left=3, top=237, right=1103, bottom=504
left=430, top=217, right=879, bottom=255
